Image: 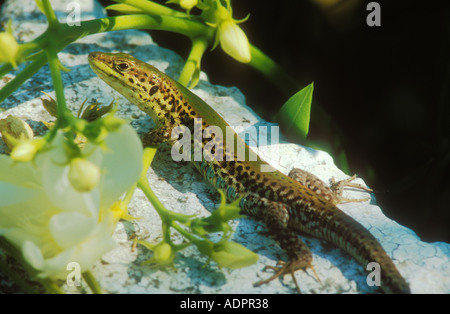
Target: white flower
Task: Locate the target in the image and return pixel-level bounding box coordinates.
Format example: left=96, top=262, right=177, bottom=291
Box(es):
left=0, top=124, right=143, bottom=279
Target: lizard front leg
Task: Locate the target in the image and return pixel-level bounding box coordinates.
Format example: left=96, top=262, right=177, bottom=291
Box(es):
left=252, top=198, right=319, bottom=293
left=141, top=125, right=176, bottom=147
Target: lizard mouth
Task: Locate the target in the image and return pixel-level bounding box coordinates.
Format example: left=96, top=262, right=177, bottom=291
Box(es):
left=88, top=52, right=109, bottom=81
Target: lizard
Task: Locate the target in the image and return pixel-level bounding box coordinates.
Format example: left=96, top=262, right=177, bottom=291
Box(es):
left=88, top=51, right=410, bottom=293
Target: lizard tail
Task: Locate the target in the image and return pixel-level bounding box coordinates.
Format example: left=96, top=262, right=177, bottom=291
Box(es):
left=307, top=206, right=410, bottom=293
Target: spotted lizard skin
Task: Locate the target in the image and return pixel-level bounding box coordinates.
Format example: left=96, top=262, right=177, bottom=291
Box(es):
left=88, top=52, right=410, bottom=293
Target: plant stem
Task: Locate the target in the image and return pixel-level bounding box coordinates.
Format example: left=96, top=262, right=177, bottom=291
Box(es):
left=137, top=147, right=194, bottom=226
left=40, top=279, right=64, bottom=294
left=82, top=270, right=102, bottom=294
left=40, top=0, right=59, bottom=30
left=170, top=220, right=198, bottom=243
left=115, top=0, right=189, bottom=18
left=62, top=14, right=210, bottom=43
left=0, top=54, right=47, bottom=103
left=0, top=63, right=13, bottom=79
left=178, top=37, right=209, bottom=87
left=138, top=147, right=171, bottom=218
left=138, top=175, right=171, bottom=218
left=248, top=44, right=300, bottom=98
left=0, top=14, right=212, bottom=103
left=46, top=45, right=73, bottom=127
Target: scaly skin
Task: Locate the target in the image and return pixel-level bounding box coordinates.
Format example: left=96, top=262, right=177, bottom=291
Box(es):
left=88, top=52, right=410, bottom=293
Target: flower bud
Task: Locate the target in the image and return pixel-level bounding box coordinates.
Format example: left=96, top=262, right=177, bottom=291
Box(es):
left=154, top=242, right=173, bottom=263
left=10, top=141, right=37, bottom=162
left=0, top=20, right=19, bottom=68
left=68, top=157, right=101, bottom=192
left=218, top=20, right=251, bottom=63
left=139, top=240, right=176, bottom=267
left=179, top=0, right=198, bottom=11
left=10, top=138, right=45, bottom=162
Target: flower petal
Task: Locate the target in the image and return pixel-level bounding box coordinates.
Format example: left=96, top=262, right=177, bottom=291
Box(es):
left=49, top=212, right=96, bottom=249
left=0, top=154, right=40, bottom=187
left=22, top=240, right=45, bottom=270
left=40, top=214, right=116, bottom=279
left=92, top=124, right=142, bottom=209
left=40, top=132, right=100, bottom=216
left=0, top=124, right=138, bottom=279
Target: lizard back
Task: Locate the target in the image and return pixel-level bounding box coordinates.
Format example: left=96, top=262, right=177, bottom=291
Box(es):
left=88, top=51, right=410, bottom=293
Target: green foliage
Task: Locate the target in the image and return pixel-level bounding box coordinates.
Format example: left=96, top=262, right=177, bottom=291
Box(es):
left=276, top=82, right=314, bottom=140
left=137, top=150, right=258, bottom=270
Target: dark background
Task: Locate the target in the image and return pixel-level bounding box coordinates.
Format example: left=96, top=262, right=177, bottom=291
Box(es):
left=1, top=0, right=449, bottom=242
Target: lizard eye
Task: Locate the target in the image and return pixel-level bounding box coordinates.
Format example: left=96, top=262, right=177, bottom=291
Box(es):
left=115, top=62, right=131, bottom=72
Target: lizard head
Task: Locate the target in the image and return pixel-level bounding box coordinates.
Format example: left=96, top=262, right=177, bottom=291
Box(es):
left=88, top=51, right=170, bottom=123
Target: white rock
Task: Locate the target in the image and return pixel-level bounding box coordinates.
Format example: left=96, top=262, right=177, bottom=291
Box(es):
left=0, top=0, right=449, bottom=294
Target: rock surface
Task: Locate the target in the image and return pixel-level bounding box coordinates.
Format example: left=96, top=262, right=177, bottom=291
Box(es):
left=0, top=0, right=449, bottom=293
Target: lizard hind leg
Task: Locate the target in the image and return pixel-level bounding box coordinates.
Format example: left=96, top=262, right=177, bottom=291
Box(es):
left=330, top=174, right=373, bottom=203
left=288, top=168, right=372, bottom=205
left=252, top=199, right=320, bottom=293
left=254, top=255, right=321, bottom=293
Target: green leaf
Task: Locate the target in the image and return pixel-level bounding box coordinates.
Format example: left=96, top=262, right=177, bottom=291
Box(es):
left=210, top=241, right=259, bottom=269
left=276, top=82, right=314, bottom=140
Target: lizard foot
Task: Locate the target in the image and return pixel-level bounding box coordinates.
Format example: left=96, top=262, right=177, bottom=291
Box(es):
left=253, top=259, right=320, bottom=293
left=288, top=168, right=372, bottom=204
left=330, top=174, right=373, bottom=203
